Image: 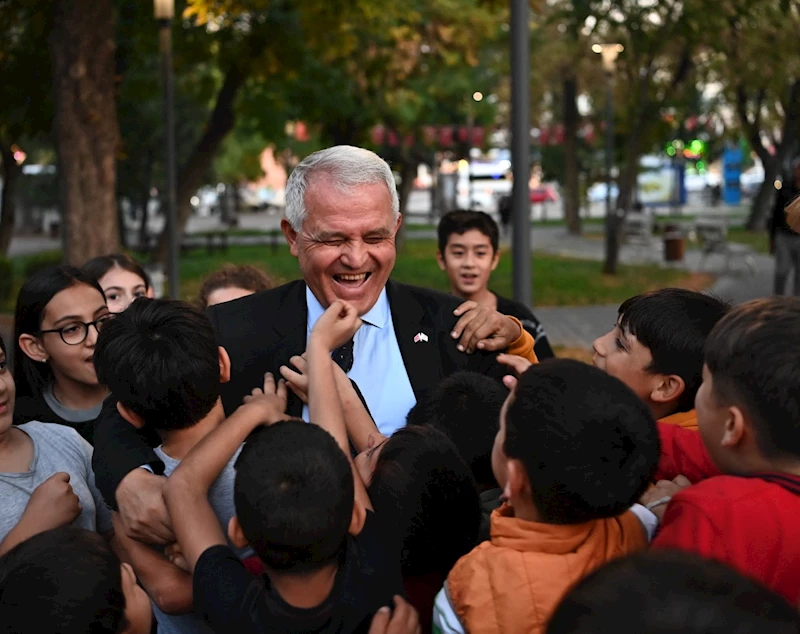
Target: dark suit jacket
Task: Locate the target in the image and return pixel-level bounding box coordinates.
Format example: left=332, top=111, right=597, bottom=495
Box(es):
left=92, top=280, right=509, bottom=507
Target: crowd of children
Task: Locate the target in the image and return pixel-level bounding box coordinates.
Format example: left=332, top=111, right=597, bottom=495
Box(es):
left=2, top=208, right=800, bottom=633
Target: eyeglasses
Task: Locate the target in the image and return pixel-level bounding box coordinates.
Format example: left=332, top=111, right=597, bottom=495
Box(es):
left=38, top=314, right=115, bottom=345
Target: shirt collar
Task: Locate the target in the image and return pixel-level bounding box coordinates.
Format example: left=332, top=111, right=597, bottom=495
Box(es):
left=305, top=286, right=390, bottom=330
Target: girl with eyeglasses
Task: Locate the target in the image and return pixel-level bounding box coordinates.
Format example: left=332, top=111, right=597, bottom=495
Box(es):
left=13, top=266, right=113, bottom=442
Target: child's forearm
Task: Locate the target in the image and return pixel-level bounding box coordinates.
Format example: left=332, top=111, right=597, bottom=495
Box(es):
left=306, top=338, right=350, bottom=454
left=166, top=405, right=265, bottom=497
left=335, top=371, right=381, bottom=453
left=111, top=529, right=193, bottom=615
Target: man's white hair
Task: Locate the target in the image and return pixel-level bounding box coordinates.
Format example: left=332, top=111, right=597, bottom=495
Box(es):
left=284, top=145, right=400, bottom=231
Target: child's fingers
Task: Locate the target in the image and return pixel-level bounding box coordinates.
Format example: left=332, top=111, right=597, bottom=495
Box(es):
left=367, top=607, right=390, bottom=634
left=289, top=355, right=308, bottom=374
left=502, top=375, right=518, bottom=391
left=280, top=365, right=304, bottom=385
left=276, top=378, right=288, bottom=404
left=262, top=372, right=276, bottom=393
left=496, top=353, right=532, bottom=376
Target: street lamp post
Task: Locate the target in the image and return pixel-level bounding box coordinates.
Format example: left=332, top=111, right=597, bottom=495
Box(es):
left=154, top=0, right=179, bottom=298
left=466, top=91, right=483, bottom=209
left=593, top=43, right=623, bottom=275
left=511, top=0, right=531, bottom=307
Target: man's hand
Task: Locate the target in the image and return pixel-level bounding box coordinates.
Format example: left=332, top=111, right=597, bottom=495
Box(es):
left=452, top=301, right=522, bottom=354
left=309, top=299, right=363, bottom=352
left=368, top=596, right=421, bottom=634
left=164, top=541, right=190, bottom=572
left=115, top=469, right=174, bottom=545
left=241, top=372, right=288, bottom=423
left=497, top=353, right=533, bottom=390
left=640, top=475, right=692, bottom=521
left=20, top=472, right=82, bottom=533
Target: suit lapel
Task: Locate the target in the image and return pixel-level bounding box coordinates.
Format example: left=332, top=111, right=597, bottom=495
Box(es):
left=265, top=281, right=308, bottom=418
left=387, top=281, right=442, bottom=401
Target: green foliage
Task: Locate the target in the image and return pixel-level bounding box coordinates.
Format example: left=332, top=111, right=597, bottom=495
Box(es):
left=23, top=252, right=63, bottom=279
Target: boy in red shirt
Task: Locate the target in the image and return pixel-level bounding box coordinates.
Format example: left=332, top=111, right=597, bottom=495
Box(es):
left=642, top=297, right=800, bottom=603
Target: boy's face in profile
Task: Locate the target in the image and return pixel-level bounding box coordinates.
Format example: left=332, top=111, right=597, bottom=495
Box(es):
left=694, top=365, right=734, bottom=472
left=491, top=389, right=514, bottom=489
left=437, top=229, right=500, bottom=298
left=592, top=319, right=658, bottom=405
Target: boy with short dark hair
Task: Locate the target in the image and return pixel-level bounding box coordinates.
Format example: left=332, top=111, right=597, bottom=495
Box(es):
left=642, top=297, right=800, bottom=603
left=433, top=359, right=660, bottom=634
left=162, top=300, right=404, bottom=633
left=547, top=550, right=800, bottom=634
left=94, top=298, right=254, bottom=633
left=436, top=210, right=555, bottom=359
left=0, top=526, right=152, bottom=634
left=406, top=371, right=508, bottom=541
left=592, top=288, right=729, bottom=430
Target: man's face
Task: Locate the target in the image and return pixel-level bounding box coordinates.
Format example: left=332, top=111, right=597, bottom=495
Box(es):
left=437, top=229, right=500, bottom=299
left=282, top=177, right=401, bottom=316
left=592, top=319, right=658, bottom=404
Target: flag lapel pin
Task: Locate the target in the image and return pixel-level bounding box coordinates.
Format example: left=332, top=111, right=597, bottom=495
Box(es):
left=414, top=332, right=429, bottom=343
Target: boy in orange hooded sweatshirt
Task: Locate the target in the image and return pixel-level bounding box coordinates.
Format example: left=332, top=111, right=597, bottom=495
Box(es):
left=592, top=288, right=729, bottom=431
left=432, top=359, right=660, bottom=634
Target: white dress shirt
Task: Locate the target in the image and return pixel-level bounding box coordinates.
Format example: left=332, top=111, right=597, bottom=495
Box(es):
left=302, top=287, right=417, bottom=436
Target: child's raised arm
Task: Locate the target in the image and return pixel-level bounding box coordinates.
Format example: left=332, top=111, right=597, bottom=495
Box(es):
left=162, top=376, right=288, bottom=571
left=296, top=300, right=373, bottom=512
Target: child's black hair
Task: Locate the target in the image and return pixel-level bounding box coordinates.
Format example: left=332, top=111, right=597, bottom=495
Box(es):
left=548, top=550, right=800, bottom=634
left=13, top=265, right=106, bottom=399
left=617, top=288, right=729, bottom=413
left=368, top=424, right=480, bottom=576
left=0, top=527, right=128, bottom=634
left=234, top=420, right=354, bottom=573
left=704, top=297, right=800, bottom=461
left=93, top=298, right=220, bottom=431
left=407, top=371, right=507, bottom=489
left=506, top=359, right=659, bottom=524
left=437, top=209, right=500, bottom=254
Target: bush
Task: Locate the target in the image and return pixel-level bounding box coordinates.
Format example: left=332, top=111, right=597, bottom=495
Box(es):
left=0, top=257, right=13, bottom=304
left=22, top=251, right=63, bottom=279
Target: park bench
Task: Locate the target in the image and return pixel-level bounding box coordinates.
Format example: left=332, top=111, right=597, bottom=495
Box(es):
left=694, top=218, right=757, bottom=275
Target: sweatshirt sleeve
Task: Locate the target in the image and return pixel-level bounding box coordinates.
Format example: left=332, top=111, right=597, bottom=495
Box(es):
left=655, top=423, right=720, bottom=483
left=505, top=318, right=539, bottom=365
left=433, top=584, right=466, bottom=634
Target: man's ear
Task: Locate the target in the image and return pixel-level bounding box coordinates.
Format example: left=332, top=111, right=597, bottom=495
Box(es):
left=721, top=405, right=747, bottom=449
left=436, top=250, right=447, bottom=271
left=281, top=218, right=299, bottom=257
left=650, top=374, right=686, bottom=407
left=219, top=346, right=231, bottom=384
left=228, top=516, right=249, bottom=549
left=117, top=402, right=146, bottom=429
left=18, top=334, right=48, bottom=364
left=347, top=498, right=368, bottom=537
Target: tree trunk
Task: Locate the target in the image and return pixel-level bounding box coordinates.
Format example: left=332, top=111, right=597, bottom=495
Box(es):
left=744, top=160, right=779, bottom=231
left=49, top=0, right=120, bottom=264
left=0, top=143, right=21, bottom=255
left=155, top=63, right=254, bottom=264
left=562, top=76, right=581, bottom=235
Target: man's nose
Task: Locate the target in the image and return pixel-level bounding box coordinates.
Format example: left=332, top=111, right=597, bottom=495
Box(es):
left=592, top=335, right=605, bottom=356
left=341, top=241, right=369, bottom=269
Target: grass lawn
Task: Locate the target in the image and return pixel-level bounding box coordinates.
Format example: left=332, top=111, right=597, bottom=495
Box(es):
left=5, top=239, right=711, bottom=312
left=726, top=228, right=769, bottom=254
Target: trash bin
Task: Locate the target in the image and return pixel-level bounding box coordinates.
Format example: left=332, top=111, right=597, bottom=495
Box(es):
left=664, top=223, right=684, bottom=262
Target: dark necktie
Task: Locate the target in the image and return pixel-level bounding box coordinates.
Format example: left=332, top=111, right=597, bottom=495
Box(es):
left=331, top=338, right=354, bottom=373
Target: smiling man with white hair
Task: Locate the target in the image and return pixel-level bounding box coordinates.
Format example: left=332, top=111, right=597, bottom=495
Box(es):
left=92, top=145, right=530, bottom=545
